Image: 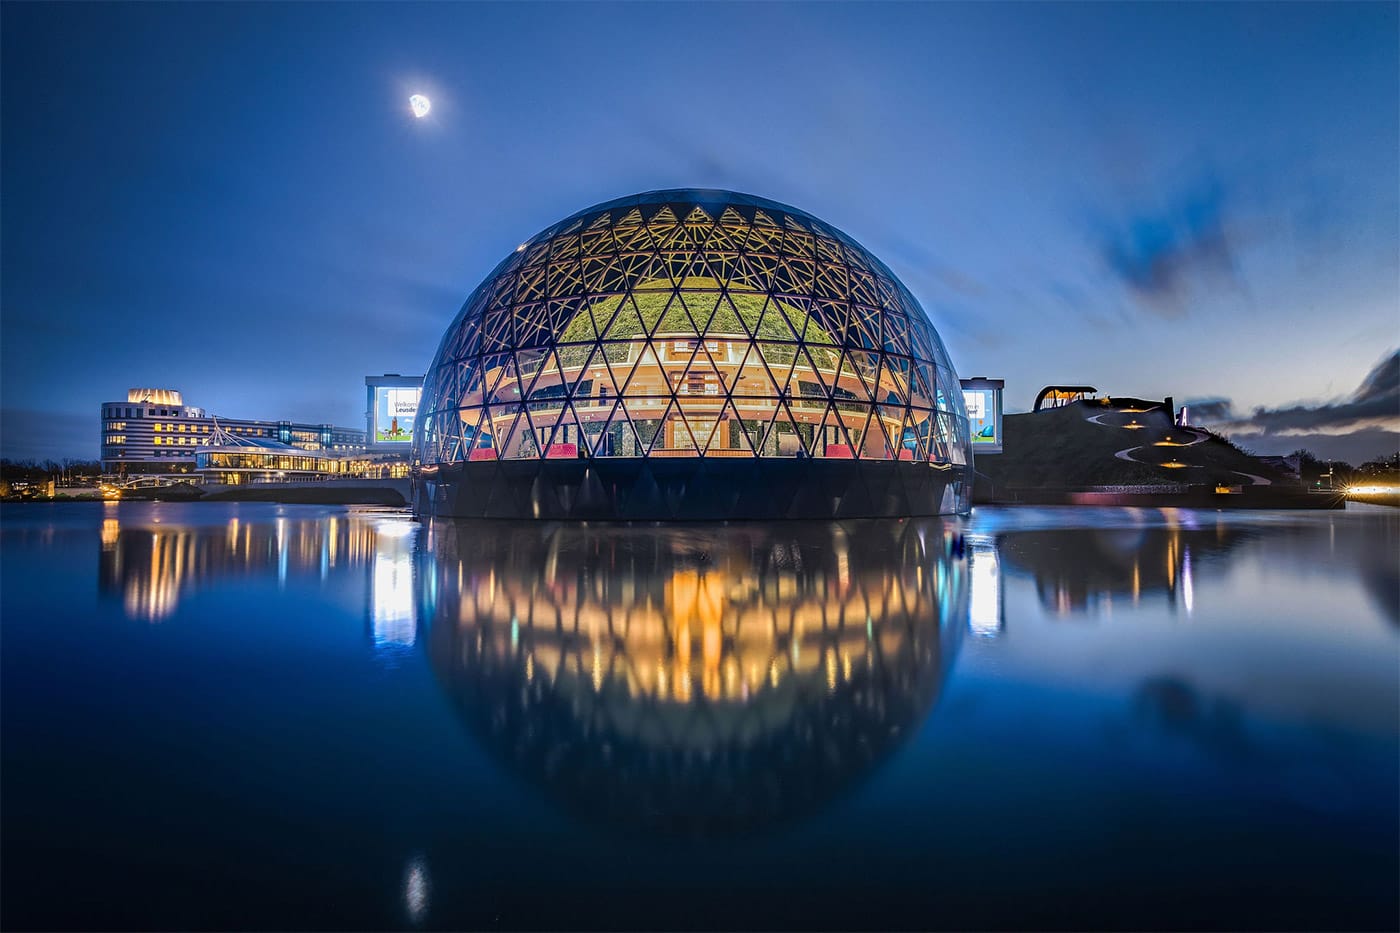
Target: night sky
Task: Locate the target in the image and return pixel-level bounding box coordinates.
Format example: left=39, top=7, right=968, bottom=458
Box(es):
left=3, top=2, right=1396, bottom=463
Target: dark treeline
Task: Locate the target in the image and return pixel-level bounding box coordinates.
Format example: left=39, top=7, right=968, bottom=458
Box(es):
left=1, top=458, right=105, bottom=484
left=1289, top=450, right=1400, bottom=486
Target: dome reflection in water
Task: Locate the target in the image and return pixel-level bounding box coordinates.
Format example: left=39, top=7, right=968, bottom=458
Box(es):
left=417, top=518, right=969, bottom=835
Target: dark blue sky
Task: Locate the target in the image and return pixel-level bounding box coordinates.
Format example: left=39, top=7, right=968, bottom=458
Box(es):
left=3, top=2, right=1396, bottom=462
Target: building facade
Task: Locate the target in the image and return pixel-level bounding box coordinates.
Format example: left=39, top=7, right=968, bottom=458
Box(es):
left=100, top=388, right=365, bottom=475
left=413, top=188, right=975, bottom=520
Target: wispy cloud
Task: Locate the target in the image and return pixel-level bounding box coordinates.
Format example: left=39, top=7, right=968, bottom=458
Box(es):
left=1095, top=179, right=1242, bottom=316
left=1186, top=350, right=1400, bottom=460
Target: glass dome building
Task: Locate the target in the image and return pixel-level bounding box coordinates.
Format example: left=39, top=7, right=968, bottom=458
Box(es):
left=414, top=189, right=972, bottom=520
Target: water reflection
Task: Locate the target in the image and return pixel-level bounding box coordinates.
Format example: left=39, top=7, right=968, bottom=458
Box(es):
left=995, top=520, right=1248, bottom=618
left=402, top=854, right=430, bottom=925
left=97, top=507, right=419, bottom=657
left=372, top=518, right=419, bottom=660
left=417, top=518, right=969, bottom=835
left=2, top=503, right=1394, bottom=928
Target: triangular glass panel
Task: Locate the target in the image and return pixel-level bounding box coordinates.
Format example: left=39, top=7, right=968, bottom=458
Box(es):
left=882, top=309, right=912, bottom=356
left=547, top=259, right=584, bottom=297
left=908, top=365, right=939, bottom=409
left=732, top=252, right=776, bottom=291
left=486, top=272, right=518, bottom=311
left=843, top=350, right=880, bottom=402
left=455, top=363, right=488, bottom=409
left=849, top=268, right=880, bottom=307
left=903, top=410, right=933, bottom=462
left=610, top=211, right=649, bottom=252
left=588, top=401, right=636, bottom=457
left=649, top=291, right=693, bottom=338
left=630, top=406, right=665, bottom=454
left=751, top=296, right=802, bottom=342
left=806, top=300, right=844, bottom=346
left=602, top=294, right=649, bottom=340
left=679, top=289, right=722, bottom=336
left=513, top=348, right=551, bottom=399
left=642, top=399, right=690, bottom=455
left=878, top=405, right=911, bottom=461
left=814, top=262, right=850, bottom=301
left=674, top=397, right=725, bottom=456
left=815, top=403, right=858, bottom=459
left=681, top=206, right=715, bottom=247
left=848, top=309, right=882, bottom=351
left=754, top=342, right=801, bottom=397
left=562, top=343, right=607, bottom=396
left=479, top=352, right=517, bottom=404
left=458, top=406, right=488, bottom=452
left=712, top=291, right=758, bottom=340
left=516, top=263, right=548, bottom=304
left=708, top=399, right=757, bottom=455
left=482, top=308, right=514, bottom=353
left=598, top=340, right=639, bottom=394
left=761, top=398, right=815, bottom=458
left=854, top=406, right=891, bottom=459
left=813, top=235, right=846, bottom=265
left=619, top=339, right=676, bottom=396
left=739, top=405, right=772, bottom=455
left=715, top=207, right=752, bottom=251
left=794, top=344, right=833, bottom=393
left=878, top=355, right=912, bottom=406
left=675, top=340, right=725, bottom=401
left=496, top=408, right=538, bottom=460
left=541, top=402, right=588, bottom=457
left=580, top=253, right=621, bottom=293
left=727, top=342, right=776, bottom=398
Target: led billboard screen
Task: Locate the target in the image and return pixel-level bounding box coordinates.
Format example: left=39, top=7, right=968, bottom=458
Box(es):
left=962, top=385, right=1002, bottom=450
left=374, top=386, right=420, bottom=444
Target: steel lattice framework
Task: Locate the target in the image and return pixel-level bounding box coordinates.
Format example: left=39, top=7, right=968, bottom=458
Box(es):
left=416, top=190, right=971, bottom=477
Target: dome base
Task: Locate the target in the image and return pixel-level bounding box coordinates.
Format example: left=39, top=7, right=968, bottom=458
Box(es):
left=415, top=458, right=971, bottom=520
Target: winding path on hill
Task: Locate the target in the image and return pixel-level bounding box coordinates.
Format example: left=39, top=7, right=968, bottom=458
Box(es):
left=1085, top=411, right=1272, bottom=486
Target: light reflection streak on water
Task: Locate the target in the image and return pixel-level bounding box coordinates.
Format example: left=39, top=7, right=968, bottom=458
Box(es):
left=968, top=544, right=1002, bottom=637
left=1182, top=548, right=1194, bottom=616
left=96, top=506, right=417, bottom=627
left=402, top=856, right=429, bottom=924
left=371, top=518, right=419, bottom=653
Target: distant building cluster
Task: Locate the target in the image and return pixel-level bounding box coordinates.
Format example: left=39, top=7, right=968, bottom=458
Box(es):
left=100, top=388, right=366, bottom=476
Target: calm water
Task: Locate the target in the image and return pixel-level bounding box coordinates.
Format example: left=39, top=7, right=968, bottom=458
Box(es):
left=2, top=502, right=1396, bottom=931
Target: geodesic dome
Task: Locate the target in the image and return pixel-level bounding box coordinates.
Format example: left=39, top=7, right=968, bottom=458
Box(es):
left=414, top=189, right=973, bottom=519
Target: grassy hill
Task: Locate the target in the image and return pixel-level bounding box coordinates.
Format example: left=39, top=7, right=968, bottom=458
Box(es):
left=975, top=399, right=1290, bottom=496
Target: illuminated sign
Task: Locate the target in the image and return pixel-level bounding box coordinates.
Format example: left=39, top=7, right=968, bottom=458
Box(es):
left=374, top=387, right=420, bottom=444
left=960, top=378, right=1004, bottom=454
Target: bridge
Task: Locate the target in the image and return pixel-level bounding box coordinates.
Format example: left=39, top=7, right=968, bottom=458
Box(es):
left=106, top=475, right=204, bottom=490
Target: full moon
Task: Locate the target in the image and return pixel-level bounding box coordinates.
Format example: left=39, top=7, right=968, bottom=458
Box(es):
left=409, top=94, right=431, bottom=118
